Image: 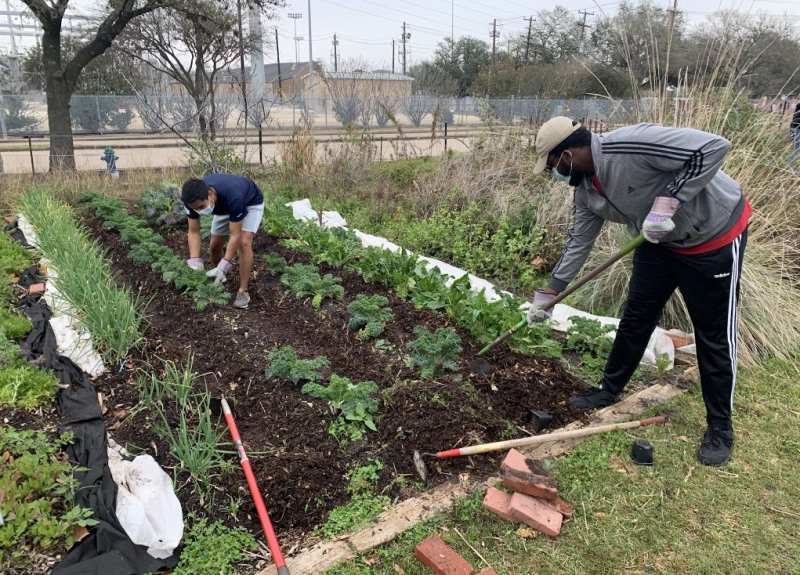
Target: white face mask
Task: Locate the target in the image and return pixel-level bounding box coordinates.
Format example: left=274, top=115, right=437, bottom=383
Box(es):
left=198, top=203, right=214, bottom=216
left=551, top=152, right=572, bottom=183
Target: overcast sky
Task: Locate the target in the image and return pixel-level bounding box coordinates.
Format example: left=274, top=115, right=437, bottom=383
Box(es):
left=2, top=0, right=799, bottom=71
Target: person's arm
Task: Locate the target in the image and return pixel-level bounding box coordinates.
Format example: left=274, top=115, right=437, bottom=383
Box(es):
left=628, top=124, right=731, bottom=204
left=223, top=220, right=243, bottom=262
left=547, top=192, right=605, bottom=293
left=187, top=217, right=202, bottom=258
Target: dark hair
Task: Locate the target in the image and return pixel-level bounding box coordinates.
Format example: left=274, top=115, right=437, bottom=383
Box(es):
left=181, top=178, right=210, bottom=204
left=551, top=123, right=592, bottom=158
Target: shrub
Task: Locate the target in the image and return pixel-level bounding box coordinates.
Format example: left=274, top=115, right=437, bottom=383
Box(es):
left=265, top=347, right=329, bottom=384
left=406, top=326, right=462, bottom=379
left=302, top=375, right=379, bottom=438
left=0, top=428, right=97, bottom=566
left=175, top=517, right=257, bottom=575
left=347, top=294, right=393, bottom=340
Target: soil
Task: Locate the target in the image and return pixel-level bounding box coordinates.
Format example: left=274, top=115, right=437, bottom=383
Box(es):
left=81, top=215, right=590, bottom=549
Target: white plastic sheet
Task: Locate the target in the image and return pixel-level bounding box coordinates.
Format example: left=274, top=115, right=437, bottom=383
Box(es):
left=284, top=199, right=689, bottom=367
left=107, top=439, right=184, bottom=559
left=16, top=214, right=107, bottom=376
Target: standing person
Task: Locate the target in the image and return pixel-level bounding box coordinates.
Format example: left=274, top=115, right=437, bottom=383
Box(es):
left=789, top=102, right=800, bottom=167
left=528, top=117, right=751, bottom=466
left=101, top=146, right=119, bottom=178
left=181, top=174, right=265, bottom=309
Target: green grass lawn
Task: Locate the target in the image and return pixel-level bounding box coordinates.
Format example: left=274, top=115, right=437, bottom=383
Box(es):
left=325, top=359, right=800, bottom=574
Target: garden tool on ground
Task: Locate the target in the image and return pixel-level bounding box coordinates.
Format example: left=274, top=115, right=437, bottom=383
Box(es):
left=412, top=415, right=667, bottom=482
left=477, top=234, right=646, bottom=357
left=221, top=397, right=290, bottom=575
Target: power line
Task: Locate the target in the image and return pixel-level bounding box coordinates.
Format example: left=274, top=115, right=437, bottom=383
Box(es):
left=398, top=0, right=492, bottom=27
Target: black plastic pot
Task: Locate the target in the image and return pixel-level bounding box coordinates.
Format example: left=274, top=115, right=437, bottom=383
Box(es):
left=631, top=439, right=654, bottom=466
left=526, top=410, right=553, bottom=433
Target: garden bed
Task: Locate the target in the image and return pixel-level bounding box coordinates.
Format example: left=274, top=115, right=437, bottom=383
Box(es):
left=81, top=213, right=590, bottom=548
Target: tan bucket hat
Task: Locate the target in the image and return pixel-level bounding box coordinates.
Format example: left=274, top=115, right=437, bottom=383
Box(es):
left=533, top=117, right=582, bottom=175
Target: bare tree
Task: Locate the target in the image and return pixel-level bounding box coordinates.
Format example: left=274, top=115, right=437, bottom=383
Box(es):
left=23, top=0, right=166, bottom=170
left=322, top=58, right=377, bottom=128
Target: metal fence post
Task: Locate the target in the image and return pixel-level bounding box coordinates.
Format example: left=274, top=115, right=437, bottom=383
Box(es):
left=444, top=122, right=448, bottom=152
left=259, top=125, right=263, bottom=165
left=0, top=92, right=7, bottom=140
left=95, top=96, right=102, bottom=134
left=27, top=137, right=34, bottom=173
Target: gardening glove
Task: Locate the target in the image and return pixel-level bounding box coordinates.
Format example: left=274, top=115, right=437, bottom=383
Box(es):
left=642, top=196, right=682, bottom=243
left=527, top=289, right=557, bottom=326
left=206, top=258, right=232, bottom=285
left=187, top=257, right=204, bottom=272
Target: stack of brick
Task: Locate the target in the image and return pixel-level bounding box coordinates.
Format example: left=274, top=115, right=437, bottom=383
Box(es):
left=414, top=535, right=498, bottom=575
left=482, top=449, right=574, bottom=538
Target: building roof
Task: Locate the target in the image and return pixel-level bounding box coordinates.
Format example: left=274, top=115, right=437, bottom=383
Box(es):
left=218, top=62, right=309, bottom=84
left=322, top=71, right=413, bottom=81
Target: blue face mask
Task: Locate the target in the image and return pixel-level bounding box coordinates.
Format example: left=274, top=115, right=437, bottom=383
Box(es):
left=551, top=152, right=572, bottom=183
left=198, top=203, right=214, bottom=216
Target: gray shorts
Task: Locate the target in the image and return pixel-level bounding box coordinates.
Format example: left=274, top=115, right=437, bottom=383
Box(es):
left=210, top=204, right=265, bottom=236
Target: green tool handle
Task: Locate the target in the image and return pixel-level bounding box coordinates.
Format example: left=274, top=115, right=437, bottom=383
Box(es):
left=477, top=234, right=646, bottom=356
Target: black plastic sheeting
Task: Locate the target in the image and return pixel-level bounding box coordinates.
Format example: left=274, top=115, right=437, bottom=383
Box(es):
left=7, top=224, right=179, bottom=574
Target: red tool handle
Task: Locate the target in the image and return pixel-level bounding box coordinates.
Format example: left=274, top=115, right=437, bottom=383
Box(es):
left=222, top=399, right=289, bottom=575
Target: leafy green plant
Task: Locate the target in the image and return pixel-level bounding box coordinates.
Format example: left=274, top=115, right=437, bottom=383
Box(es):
left=0, top=331, right=22, bottom=365
left=347, top=294, right=393, bottom=340
left=0, top=308, right=33, bottom=340
left=0, top=364, right=58, bottom=409
left=262, top=252, right=288, bottom=274
left=0, top=428, right=98, bottom=566
left=406, top=326, right=462, bottom=379
left=316, top=460, right=390, bottom=539
left=139, top=182, right=187, bottom=226
left=0, top=233, right=34, bottom=276
left=175, top=517, right=257, bottom=575
left=566, top=316, right=615, bottom=357
left=280, top=263, right=344, bottom=308
left=302, top=375, right=379, bottom=438
left=265, top=347, right=330, bottom=384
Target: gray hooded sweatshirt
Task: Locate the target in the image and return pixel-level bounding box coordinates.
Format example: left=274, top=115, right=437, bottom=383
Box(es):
left=548, top=123, right=745, bottom=292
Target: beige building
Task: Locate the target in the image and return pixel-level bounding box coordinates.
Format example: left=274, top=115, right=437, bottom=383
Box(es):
left=299, top=70, right=413, bottom=103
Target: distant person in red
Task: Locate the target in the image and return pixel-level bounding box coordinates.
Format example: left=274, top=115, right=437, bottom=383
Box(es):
left=181, top=174, right=265, bottom=309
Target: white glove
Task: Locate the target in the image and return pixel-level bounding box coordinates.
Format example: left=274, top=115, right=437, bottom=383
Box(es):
left=527, top=289, right=558, bottom=327
left=206, top=258, right=232, bottom=285
left=187, top=257, right=204, bottom=272
left=642, top=196, right=681, bottom=243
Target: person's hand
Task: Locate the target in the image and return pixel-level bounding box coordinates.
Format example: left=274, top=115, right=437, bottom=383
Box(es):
left=643, top=196, right=682, bottom=243
left=206, top=258, right=232, bottom=284
left=527, top=289, right=558, bottom=327
left=187, top=257, right=204, bottom=272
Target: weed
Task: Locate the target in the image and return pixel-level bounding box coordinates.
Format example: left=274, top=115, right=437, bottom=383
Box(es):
left=0, top=233, right=34, bottom=276
left=265, top=347, right=330, bottom=385
left=302, top=374, right=379, bottom=437
left=406, top=326, right=462, bottom=379
left=0, top=428, right=97, bottom=566
left=347, top=294, right=394, bottom=340
left=316, top=460, right=390, bottom=539
left=0, top=364, right=58, bottom=409
left=280, top=263, right=344, bottom=308
left=175, top=516, right=257, bottom=575
left=262, top=252, right=288, bottom=274
left=0, top=309, right=32, bottom=341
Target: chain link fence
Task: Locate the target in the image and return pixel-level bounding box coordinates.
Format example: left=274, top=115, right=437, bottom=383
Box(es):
left=0, top=93, right=645, bottom=137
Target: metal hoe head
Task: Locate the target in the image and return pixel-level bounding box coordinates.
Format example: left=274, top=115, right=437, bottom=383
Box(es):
left=413, top=450, right=429, bottom=483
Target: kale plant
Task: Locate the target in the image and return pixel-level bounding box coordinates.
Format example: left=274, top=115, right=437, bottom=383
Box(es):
left=262, top=252, right=288, bottom=274
left=406, top=326, right=462, bottom=379
left=280, top=264, right=344, bottom=308
left=138, top=182, right=187, bottom=226
left=347, top=294, right=393, bottom=340
left=566, top=316, right=615, bottom=357
left=265, top=347, right=330, bottom=384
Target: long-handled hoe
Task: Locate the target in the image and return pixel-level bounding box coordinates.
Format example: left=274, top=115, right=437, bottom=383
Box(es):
left=220, top=397, right=290, bottom=575
left=477, top=234, right=646, bottom=357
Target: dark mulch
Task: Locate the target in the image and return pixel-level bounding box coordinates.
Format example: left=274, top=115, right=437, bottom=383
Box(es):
left=83, top=216, right=588, bottom=546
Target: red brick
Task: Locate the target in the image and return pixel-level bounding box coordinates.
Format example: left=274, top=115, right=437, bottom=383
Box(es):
left=28, top=283, right=46, bottom=296
left=548, top=497, right=575, bottom=519
left=414, top=535, right=474, bottom=575
left=477, top=570, right=498, bottom=575
left=500, top=449, right=551, bottom=477
left=509, top=492, right=563, bottom=537
left=482, top=487, right=515, bottom=523
left=502, top=468, right=557, bottom=500
left=4, top=216, right=16, bottom=225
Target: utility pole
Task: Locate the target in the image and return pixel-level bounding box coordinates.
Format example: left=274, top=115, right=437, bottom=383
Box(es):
left=490, top=19, right=499, bottom=64
left=332, top=33, right=339, bottom=71
left=249, top=3, right=265, bottom=105
left=578, top=10, right=593, bottom=54
left=524, top=16, right=533, bottom=64
left=308, top=0, right=315, bottom=112
left=392, top=39, right=395, bottom=73
left=275, top=27, right=283, bottom=98
left=401, top=22, right=409, bottom=75
left=288, top=12, right=302, bottom=61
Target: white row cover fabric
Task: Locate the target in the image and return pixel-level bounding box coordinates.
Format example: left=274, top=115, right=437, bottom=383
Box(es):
left=286, top=199, right=697, bottom=369
left=107, top=439, right=184, bottom=560
left=16, top=214, right=106, bottom=376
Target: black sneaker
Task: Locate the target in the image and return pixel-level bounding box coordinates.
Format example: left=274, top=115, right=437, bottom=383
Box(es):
left=697, top=426, right=734, bottom=466
left=569, top=386, right=620, bottom=410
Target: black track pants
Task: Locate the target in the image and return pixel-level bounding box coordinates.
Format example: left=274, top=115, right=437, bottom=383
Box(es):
left=600, top=229, right=747, bottom=428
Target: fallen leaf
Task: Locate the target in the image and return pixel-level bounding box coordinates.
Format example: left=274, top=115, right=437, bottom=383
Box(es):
left=677, top=435, right=690, bottom=443
left=592, top=512, right=607, bottom=519
left=516, top=527, right=539, bottom=538
left=71, top=525, right=90, bottom=545
left=393, top=564, right=406, bottom=575
left=531, top=256, right=546, bottom=269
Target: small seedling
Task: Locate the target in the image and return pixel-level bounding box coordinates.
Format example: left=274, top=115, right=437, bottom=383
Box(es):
left=266, top=346, right=330, bottom=384
left=347, top=294, right=394, bottom=340
left=262, top=252, right=288, bottom=274
left=406, top=326, right=462, bottom=379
